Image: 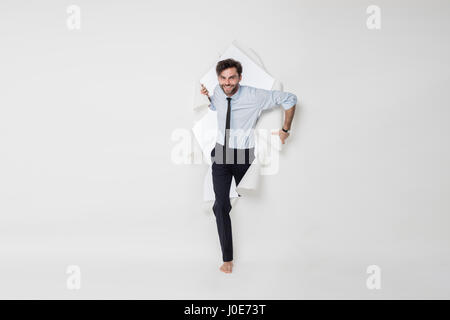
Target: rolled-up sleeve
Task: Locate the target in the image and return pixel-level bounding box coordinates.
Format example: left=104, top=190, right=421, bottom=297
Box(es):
left=255, top=88, right=297, bottom=111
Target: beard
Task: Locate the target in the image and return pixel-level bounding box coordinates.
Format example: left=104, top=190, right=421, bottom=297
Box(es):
left=221, top=84, right=238, bottom=95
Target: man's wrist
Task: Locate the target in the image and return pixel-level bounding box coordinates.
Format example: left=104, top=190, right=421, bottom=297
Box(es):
left=282, top=127, right=290, bottom=133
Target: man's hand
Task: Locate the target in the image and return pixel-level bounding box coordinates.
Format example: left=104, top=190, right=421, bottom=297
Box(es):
left=272, top=129, right=290, bottom=144
left=200, top=83, right=209, bottom=97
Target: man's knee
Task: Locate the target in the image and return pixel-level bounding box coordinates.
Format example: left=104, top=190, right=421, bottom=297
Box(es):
left=212, top=200, right=232, bottom=216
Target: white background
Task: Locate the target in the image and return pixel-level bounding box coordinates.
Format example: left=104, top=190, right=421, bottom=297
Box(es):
left=0, top=0, right=449, bottom=299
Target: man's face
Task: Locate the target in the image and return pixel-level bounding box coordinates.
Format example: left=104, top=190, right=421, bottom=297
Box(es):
left=218, top=67, right=242, bottom=96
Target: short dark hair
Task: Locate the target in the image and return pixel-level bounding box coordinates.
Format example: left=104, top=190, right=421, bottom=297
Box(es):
left=216, top=58, right=242, bottom=77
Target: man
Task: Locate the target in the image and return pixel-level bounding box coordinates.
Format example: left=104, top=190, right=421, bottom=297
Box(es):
left=200, top=58, right=297, bottom=274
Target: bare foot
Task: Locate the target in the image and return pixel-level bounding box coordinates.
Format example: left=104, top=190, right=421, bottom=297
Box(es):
left=219, top=261, right=233, bottom=273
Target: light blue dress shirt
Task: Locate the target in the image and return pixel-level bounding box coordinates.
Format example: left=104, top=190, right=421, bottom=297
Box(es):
left=208, top=84, right=297, bottom=149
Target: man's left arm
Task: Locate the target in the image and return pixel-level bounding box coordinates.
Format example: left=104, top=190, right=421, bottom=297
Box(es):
left=255, top=88, right=298, bottom=144
left=277, top=104, right=296, bottom=144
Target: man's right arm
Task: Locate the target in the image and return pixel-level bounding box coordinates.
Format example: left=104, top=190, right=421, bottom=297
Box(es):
left=207, top=84, right=218, bottom=111
left=208, top=96, right=216, bottom=111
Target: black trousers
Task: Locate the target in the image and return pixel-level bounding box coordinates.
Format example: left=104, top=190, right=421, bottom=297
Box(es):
left=210, top=142, right=255, bottom=262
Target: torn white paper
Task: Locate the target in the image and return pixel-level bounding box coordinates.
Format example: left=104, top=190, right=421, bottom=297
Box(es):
left=193, top=41, right=287, bottom=205
left=191, top=108, right=218, bottom=166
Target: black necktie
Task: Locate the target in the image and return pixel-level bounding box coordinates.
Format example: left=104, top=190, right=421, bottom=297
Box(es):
left=225, top=97, right=231, bottom=148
